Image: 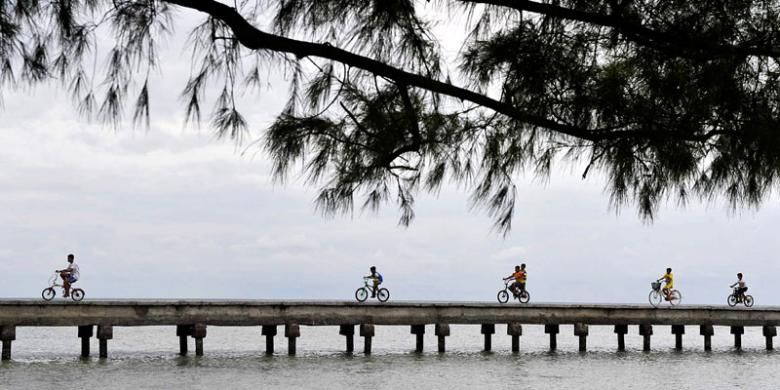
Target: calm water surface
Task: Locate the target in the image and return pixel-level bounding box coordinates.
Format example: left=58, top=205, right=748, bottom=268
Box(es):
left=1, top=325, right=778, bottom=389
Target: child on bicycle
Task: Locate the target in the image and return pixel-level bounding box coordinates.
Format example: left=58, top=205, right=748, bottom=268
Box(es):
left=730, top=273, right=748, bottom=302
left=57, top=254, right=80, bottom=298
left=503, top=264, right=527, bottom=297
left=658, top=267, right=673, bottom=301
left=365, top=266, right=383, bottom=298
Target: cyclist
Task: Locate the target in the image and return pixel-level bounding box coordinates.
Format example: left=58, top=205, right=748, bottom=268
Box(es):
left=365, top=266, right=383, bottom=298
left=730, top=273, right=748, bottom=302
left=657, top=267, right=673, bottom=301
left=503, top=264, right=527, bottom=297
left=56, top=254, right=80, bottom=298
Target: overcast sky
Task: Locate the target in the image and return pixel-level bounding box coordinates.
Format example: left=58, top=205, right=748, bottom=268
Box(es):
left=1, top=4, right=779, bottom=305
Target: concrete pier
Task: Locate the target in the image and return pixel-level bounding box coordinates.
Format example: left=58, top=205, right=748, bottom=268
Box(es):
left=763, top=325, right=776, bottom=350
left=435, top=323, right=450, bottom=353
left=481, top=324, right=495, bottom=351
left=544, top=324, right=559, bottom=351
left=614, top=325, right=628, bottom=351
left=78, top=325, right=93, bottom=358
left=507, top=323, right=522, bottom=352
left=360, top=324, right=374, bottom=354
left=285, top=324, right=300, bottom=355
left=411, top=325, right=425, bottom=352
left=0, top=300, right=779, bottom=359
left=671, top=325, right=684, bottom=351
left=97, top=325, right=113, bottom=358
left=261, top=325, right=277, bottom=355
left=339, top=325, right=355, bottom=353
left=639, top=324, right=653, bottom=352
left=700, top=325, right=714, bottom=351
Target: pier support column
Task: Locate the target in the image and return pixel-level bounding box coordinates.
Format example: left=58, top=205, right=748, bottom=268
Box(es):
left=360, top=324, right=375, bottom=355
left=700, top=325, right=714, bottom=351
left=507, top=323, right=523, bottom=353
left=0, top=326, right=16, bottom=361
left=78, top=325, right=93, bottom=358
left=97, top=325, right=113, bottom=359
left=763, top=326, right=776, bottom=350
left=574, top=323, right=588, bottom=352
left=176, top=325, right=192, bottom=356
left=731, top=326, right=744, bottom=350
left=285, top=324, right=300, bottom=355
left=481, top=324, right=495, bottom=352
left=261, top=325, right=277, bottom=355
left=410, top=325, right=425, bottom=353
left=639, top=324, right=653, bottom=352
left=339, top=325, right=355, bottom=353
left=435, top=324, right=450, bottom=353
left=192, top=324, right=207, bottom=356
left=544, top=324, right=559, bottom=351
left=614, top=325, right=628, bottom=351
left=671, top=325, right=685, bottom=351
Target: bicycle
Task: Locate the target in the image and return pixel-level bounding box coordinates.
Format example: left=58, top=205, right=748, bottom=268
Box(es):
left=497, top=279, right=530, bottom=303
left=42, top=271, right=85, bottom=301
left=355, top=277, right=389, bottom=302
left=648, top=281, right=680, bottom=307
left=727, top=287, right=754, bottom=307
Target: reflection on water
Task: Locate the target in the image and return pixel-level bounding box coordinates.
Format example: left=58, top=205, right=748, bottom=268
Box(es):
left=1, top=326, right=779, bottom=389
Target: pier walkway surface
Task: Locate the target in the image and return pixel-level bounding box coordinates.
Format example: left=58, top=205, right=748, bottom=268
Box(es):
left=0, top=300, right=778, bottom=358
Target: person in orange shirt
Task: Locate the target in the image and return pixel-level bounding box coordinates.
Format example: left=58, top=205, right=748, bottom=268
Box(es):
left=503, top=264, right=527, bottom=297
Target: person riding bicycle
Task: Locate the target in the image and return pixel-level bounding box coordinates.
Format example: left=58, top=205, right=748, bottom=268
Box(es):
left=730, top=273, right=748, bottom=302
left=365, top=266, right=383, bottom=298
left=56, top=254, right=80, bottom=298
left=503, top=264, right=527, bottom=297
left=657, top=267, right=673, bottom=301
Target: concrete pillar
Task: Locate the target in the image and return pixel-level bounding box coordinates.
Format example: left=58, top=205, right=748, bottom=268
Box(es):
left=671, top=325, right=685, bottom=351
left=192, top=324, right=207, bottom=356
left=639, top=324, right=653, bottom=352
left=78, top=325, right=93, bottom=358
left=731, top=326, right=744, bottom=350
left=544, top=324, right=559, bottom=351
left=763, top=325, right=777, bottom=350
left=410, top=325, right=425, bottom=353
left=261, top=325, right=277, bottom=355
left=97, top=325, right=113, bottom=359
left=700, top=325, right=714, bottom=351
left=507, top=323, right=523, bottom=353
left=0, top=326, right=16, bottom=361
left=339, top=325, right=355, bottom=353
left=614, top=325, right=628, bottom=351
left=481, top=324, right=495, bottom=352
left=360, top=324, right=375, bottom=355
left=435, top=324, right=450, bottom=353
left=285, top=324, right=300, bottom=355
left=176, top=325, right=192, bottom=356
left=574, top=323, right=589, bottom=352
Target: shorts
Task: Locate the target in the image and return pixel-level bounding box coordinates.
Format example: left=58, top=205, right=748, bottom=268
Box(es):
left=68, top=275, right=78, bottom=284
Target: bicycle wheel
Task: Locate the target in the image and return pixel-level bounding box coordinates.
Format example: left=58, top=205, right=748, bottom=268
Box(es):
left=377, top=288, right=390, bottom=302
left=669, top=290, right=682, bottom=306
left=648, top=290, right=662, bottom=307
left=71, top=288, right=85, bottom=302
left=41, top=287, right=55, bottom=301
left=355, top=287, right=368, bottom=302
left=497, top=289, right=509, bottom=303
left=727, top=294, right=738, bottom=307
left=744, top=295, right=754, bottom=307
left=518, top=290, right=530, bottom=304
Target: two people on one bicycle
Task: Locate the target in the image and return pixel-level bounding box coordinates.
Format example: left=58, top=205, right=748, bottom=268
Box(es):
left=56, top=254, right=80, bottom=298
left=657, top=267, right=674, bottom=301
left=503, top=264, right=527, bottom=297
left=730, top=273, right=748, bottom=302
left=365, top=266, right=383, bottom=298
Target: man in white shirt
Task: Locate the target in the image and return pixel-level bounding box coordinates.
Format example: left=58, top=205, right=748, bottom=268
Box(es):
left=57, top=254, right=80, bottom=298
left=730, top=273, right=748, bottom=302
